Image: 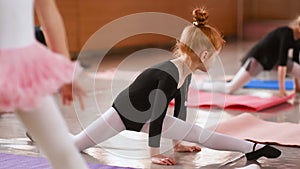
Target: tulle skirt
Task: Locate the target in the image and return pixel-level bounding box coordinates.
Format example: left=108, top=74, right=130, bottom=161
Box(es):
left=0, top=41, right=77, bottom=111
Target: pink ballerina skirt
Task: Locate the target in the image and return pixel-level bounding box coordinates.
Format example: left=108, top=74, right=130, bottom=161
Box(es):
left=0, top=41, right=78, bottom=112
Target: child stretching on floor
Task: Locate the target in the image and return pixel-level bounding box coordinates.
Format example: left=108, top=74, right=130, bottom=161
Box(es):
left=73, top=8, right=281, bottom=166
left=200, top=16, right=300, bottom=96
left=0, top=0, right=88, bottom=168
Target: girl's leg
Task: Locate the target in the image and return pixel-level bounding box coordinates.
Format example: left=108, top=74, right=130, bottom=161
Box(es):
left=200, top=58, right=263, bottom=94
left=141, top=115, right=280, bottom=159
left=16, top=96, right=88, bottom=169
left=226, top=58, right=263, bottom=94
left=74, top=107, right=126, bottom=151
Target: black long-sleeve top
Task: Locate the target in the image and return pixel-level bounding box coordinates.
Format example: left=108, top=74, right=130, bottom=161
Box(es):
left=112, top=61, right=191, bottom=147
left=243, top=26, right=300, bottom=70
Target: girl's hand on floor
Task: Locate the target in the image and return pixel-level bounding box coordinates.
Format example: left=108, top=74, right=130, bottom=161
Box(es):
left=151, top=154, right=177, bottom=165
left=278, top=90, right=287, bottom=97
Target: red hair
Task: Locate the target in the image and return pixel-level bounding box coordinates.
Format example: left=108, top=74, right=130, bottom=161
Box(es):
left=174, top=8, right=225, bottom=58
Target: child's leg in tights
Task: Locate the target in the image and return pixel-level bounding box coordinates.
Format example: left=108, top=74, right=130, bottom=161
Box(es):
left=16, top=96, right=88, bottom=169
left=141, top=115, right=264, bottom=153
left=200, top=58, right=263, bottom=94
left=226, top=58, right=263, bottom=94
left=73, top=107, right=126, bottom=151
left=73, top=109, right=280, bottom=161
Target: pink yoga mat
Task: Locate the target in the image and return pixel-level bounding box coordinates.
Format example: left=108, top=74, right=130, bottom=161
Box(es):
left=171, top=88, right=294, bottom=111
left=211, top=113, right=300, bottom=147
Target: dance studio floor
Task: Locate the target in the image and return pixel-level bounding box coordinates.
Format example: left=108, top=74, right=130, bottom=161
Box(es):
left=1, top=40, right=300, bottom=169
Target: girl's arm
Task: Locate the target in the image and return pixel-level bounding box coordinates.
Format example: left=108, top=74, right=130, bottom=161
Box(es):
left=277, top=28, right=292, bottom=97
left=34, top=0, right=70, bottom=58
left=292, top=46, right=300, bottom=93
left=172, top=77, right=201, bottom=152
left=294, top=78, right=300, bottom=93
left=278, top=65, right=287, bottom=96
left=35, top=0, right=86, bottom=109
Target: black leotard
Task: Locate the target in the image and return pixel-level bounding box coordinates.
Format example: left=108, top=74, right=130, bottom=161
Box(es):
left=242, top=26, right=300, bottom=70
left=112, top=61, right=191, bottom=147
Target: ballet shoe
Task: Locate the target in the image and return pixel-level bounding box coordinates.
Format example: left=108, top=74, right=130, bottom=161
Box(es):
left=245, top=143, right=281, bottom=160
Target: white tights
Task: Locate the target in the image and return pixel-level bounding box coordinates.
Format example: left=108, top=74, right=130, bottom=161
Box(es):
left=227, top=61, right=300, bottom=93
left=16, top=96, right=88, bottom=169
left=74, top=107, right=263, bottom=154
left=219, top=60, right=300, bottom=94
left=225, top=67, right=253, bottom=94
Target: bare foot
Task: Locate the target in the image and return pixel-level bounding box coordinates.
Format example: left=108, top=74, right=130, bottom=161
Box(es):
left=174, top=143, right=201, bottom=152
left=151, top=154, right=176, bottom=165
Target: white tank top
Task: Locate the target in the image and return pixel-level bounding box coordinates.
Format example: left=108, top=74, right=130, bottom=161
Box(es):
left=0, top=0, right=35, bottom=49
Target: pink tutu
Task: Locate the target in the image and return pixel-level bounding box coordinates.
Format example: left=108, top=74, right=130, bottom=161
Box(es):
left=0, top=41, right=77, bottom=111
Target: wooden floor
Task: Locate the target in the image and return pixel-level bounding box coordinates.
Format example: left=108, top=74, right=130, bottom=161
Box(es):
left=1, top=41, right=300, bottom=169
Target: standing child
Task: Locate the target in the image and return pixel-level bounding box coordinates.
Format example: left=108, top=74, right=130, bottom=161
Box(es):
left=0, top=0, right=88, bottom=168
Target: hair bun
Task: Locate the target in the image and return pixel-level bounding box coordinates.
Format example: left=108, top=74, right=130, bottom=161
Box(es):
left=192, top=8, right=208, bottom=27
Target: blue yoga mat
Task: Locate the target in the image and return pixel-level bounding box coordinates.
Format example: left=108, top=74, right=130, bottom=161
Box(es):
left=244, top=79, right=294, bottom=90
left=0, top=153, right=136, bottom=169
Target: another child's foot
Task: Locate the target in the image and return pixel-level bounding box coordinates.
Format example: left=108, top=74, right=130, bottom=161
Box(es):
left=174, top=143, right=201, bottom=152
